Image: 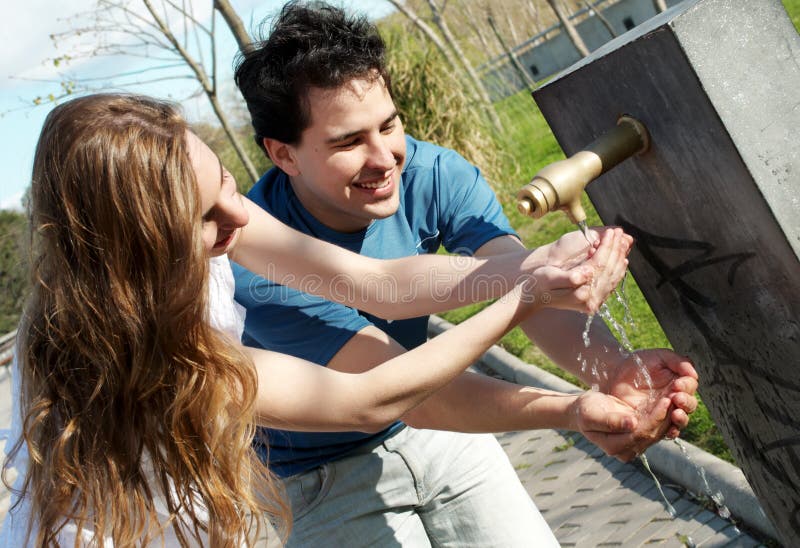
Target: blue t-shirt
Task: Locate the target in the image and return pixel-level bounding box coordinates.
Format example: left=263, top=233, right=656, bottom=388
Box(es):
left=233, top=135, right=517, bottom=477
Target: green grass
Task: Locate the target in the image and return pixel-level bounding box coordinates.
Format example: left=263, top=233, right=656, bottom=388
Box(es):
left=782, top=0, right=800, bottom=31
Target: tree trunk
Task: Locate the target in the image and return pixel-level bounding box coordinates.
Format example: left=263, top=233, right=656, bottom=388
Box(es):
left=583, top=0, right=617, bottom=38
left=423, top=0, right=503, bottom=131
left=463, top=2, right=498, bottom=58
left=545, top=0, right=590, bottom=57
left=653, top=0, right=668, bottom=13
left=487, top=13, right=537, bottom=92
left=144, top=0, right=259, bottom=182
left=387, top=0, right=502, bottom=131
left=214, top=0, right=253, bottom=53
left=500, top=4, right=520, bottom=46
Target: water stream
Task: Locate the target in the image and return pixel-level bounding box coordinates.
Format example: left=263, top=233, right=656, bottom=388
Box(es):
left=639, top=453, right=678, bottom=518
left=574, top=223, right=736, bottom=543
left=673, top=438, right=736, bottom=525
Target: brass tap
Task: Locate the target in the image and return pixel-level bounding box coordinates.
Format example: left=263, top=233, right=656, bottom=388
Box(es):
left=517, top=115, right=650, bottom=224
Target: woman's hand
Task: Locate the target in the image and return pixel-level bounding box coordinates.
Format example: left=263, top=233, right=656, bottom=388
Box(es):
left=524, top=227, right=632, bottom=315
left=568, top=390, right=642, bottom=459
left=542, top=226, right=633, bottom=270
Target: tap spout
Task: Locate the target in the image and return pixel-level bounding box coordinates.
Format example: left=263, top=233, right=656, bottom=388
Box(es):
left=517, top=115, right=650, bottom=224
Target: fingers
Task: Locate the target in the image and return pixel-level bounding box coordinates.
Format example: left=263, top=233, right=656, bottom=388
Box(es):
left=537, top=226, right=634, bottom=314
left=648, top=348, right=699, bottom=380
left=585, top=228, right=627, bottom=311
left=575, top=392, right=638, bottom=433
left=605, top=411, right=638, bottom=433
left=669, top=390, right=698, bottom=415
left=645, top=396, right=673, bottom=424
left=669, top=408, right=689, bottom=430
left=672, top=375, right=699, bottom=397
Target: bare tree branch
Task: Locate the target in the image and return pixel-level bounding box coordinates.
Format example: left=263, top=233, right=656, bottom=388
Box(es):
left=487, top=11, right=537, bottom=92
left=582, top=1, right=617, bottom=38
left=141, top=0, right=258, bottom=181
left=389, top=0, right=502, bottom=131
left=214, top=0, right=253, bottom=53
left=544, top=0, right=590, bottom=57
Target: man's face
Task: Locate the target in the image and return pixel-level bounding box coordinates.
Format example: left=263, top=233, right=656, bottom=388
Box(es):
left=284, top=76, right=406, bottom=233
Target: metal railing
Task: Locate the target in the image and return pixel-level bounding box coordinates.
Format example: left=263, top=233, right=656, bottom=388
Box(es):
left=0, top=330, right=16, bottom=368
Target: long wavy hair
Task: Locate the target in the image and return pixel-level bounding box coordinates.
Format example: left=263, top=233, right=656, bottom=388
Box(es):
left=6, top=93, right=287, bottom=546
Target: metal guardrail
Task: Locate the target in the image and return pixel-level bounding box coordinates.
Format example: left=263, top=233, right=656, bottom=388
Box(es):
left=0, top=330, right=16, bottom=368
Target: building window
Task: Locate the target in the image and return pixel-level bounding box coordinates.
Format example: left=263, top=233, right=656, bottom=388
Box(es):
left=529, top=64, right=540, bottom=77
left=623, top=16, right=635, bottom=30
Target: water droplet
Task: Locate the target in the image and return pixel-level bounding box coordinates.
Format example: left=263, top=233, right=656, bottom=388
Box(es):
left=582, top=314, right=593, bottom=347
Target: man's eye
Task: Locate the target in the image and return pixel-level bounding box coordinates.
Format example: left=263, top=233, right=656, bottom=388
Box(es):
left=336, top=138, right=359, bottom=149
left=381, top=124, right=395, bottom=134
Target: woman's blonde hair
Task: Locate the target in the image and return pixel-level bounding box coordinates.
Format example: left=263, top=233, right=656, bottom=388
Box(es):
left=7, top=93, right=287, bottom=546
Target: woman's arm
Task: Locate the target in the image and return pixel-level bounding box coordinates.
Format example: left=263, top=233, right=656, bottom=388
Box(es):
left=246, top=231, right=634, bottom=435
left=230, top=198, right=599, bottom=320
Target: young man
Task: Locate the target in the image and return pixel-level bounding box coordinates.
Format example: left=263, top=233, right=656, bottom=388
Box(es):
left=233, top=2, right=698, bottom=546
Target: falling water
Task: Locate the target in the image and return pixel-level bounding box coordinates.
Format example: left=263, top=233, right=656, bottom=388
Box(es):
left=614, top=273, right=635, bottom=328
left=575, top=222, right=736, bottom=532
left=582, top=314, right=594, bottom=347
left=598, top=304, right=655, bottom=398
left=639, top=453, right=678, bottom=518
left=674, top=439, right=734, bottom=522
left=577, top=219, right=592, bottom=243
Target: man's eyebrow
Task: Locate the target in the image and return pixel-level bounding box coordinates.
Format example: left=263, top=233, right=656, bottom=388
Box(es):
left=325, top=111, right=399, bottom=144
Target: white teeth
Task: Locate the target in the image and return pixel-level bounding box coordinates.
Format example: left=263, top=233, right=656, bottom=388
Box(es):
left=356, top=179, right=389, bottom=189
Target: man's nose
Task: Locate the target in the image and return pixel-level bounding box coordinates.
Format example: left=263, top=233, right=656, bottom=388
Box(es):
left=365, top=135, right=396, bottom=171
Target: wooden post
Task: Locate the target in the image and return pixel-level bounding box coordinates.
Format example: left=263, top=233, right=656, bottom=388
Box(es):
left=531, top=0, right=800, bottom=544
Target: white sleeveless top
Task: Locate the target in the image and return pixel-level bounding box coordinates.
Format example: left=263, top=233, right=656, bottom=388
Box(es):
left=0, top=255, right=243, bottom=546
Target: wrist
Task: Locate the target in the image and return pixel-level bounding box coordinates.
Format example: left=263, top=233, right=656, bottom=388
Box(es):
left=520, top=246, right=550, bottom=275
left=561, top=393, right=582, bottom=431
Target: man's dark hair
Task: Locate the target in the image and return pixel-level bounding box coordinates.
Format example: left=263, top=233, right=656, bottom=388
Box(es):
left=235, top=1, right=392, bottom=150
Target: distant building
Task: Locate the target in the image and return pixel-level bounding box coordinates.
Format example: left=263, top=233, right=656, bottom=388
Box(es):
left=481, top=0, right=684, bottom=99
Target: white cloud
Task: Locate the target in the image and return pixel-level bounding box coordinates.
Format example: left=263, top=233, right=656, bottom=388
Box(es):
left=0, top=190, right=25, bottom=212
left=0, top=1, right=98, bottom=87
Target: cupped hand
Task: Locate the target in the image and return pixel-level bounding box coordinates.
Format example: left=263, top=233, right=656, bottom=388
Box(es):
left=573, top=389, right=678, bottom=462
left=601, top=349, right=699, bottom=441
left=569, top=390, right=642, bottom=458
left=530, top=227, right=633, bottom=314
left=544, top=226, right=633, bottom=271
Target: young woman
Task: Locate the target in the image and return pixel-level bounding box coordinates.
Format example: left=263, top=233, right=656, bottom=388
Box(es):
left=1, top=94, right=634, bottom=546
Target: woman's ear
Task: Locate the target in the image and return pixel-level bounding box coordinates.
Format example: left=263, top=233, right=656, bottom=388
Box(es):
left=263, top=138, right=300, bottom=176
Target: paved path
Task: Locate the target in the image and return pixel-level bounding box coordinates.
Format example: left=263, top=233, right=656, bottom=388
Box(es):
left=496, top=427, right=758, bottom=546
left=0, top=354, right=771, bottom=546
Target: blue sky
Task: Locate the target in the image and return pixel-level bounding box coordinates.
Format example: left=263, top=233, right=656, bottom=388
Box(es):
left=0, top=0, right=394, bottom=210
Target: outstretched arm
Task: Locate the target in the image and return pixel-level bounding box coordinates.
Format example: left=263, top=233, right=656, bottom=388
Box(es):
left=245, top=241, right=630, bottom=433
left=231, top=198, right=557, bottom=320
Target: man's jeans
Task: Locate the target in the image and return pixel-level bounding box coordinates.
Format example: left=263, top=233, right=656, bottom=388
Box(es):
left=274, top=427, right=558, bottom=547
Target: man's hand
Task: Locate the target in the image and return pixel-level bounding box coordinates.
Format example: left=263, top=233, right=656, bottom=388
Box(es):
left=602, top=349, right=699, bottom=449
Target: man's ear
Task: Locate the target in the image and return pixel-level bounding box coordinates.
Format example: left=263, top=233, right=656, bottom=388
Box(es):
left=263, top=138, right=300, bottom=176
